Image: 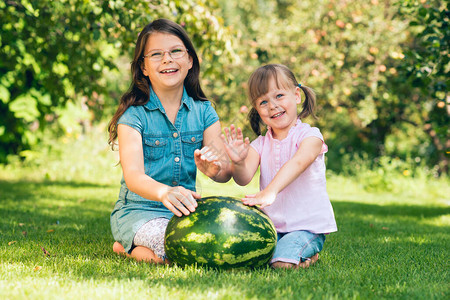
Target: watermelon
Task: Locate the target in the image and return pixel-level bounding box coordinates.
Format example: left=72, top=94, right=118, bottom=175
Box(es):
left=164, top=196, right=277, bottom=269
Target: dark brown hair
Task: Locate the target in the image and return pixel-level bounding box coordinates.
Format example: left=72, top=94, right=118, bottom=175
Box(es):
left=108, top=19, right=207, bottom=148
left=247, top=64, right=317, bottom=135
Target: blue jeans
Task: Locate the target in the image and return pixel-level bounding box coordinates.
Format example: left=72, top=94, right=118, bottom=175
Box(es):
left=270, top=230, right=325, bottom=265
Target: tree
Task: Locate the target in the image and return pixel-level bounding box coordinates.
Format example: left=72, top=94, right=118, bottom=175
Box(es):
left=392, top=0, right=449, bottom=174
left=0, top=0, right=236, bottom=162
left=215, top=0, right=415, bottom=172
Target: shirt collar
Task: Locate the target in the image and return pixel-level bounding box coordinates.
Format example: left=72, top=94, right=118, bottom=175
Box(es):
left=144, top=86, right=193, bottom=111
left=181, top=88, right=193, bottom=110
left=267, top=118, right=301, bottom=140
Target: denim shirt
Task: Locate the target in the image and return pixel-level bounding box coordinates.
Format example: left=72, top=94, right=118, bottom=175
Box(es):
left=117, top=86, right=219, bottom=203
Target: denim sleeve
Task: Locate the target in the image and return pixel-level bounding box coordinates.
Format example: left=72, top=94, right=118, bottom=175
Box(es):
left=117, top=106, right=144, bottom=134
left=202, top=101, right=219, bottom=130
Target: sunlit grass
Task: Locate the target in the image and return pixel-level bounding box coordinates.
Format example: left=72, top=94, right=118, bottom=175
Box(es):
left=1, top=128, right=449, bottom=299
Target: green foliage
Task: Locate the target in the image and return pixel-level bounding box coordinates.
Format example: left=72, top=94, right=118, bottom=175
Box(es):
left=214, top=0, right=405, bottom=164
left=212, top=0, right=448, bottom=175
left=1, top=0, right=447, bottom=176
left=0, top=0, right=236, bottom=163
left=392, top=0, right=449, bottom=174
left=331, top=152, right=446, bottom=193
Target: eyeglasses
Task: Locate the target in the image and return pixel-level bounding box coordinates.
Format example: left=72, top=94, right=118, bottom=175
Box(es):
left=143, top=47, right=189, bottom=61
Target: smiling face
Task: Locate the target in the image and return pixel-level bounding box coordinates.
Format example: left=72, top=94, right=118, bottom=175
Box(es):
left=141, top=32, right=193, bottom=94
left=254, top=77, right=301, bottom=140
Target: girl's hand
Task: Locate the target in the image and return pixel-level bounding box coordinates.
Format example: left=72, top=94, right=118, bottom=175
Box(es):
left=242, top=189, right=277, bottom=209
left=221, top=124, right=250, bottom=164
left=194, top=146, right=222, bottom=179
left=161, top=186, right=200, bottom=217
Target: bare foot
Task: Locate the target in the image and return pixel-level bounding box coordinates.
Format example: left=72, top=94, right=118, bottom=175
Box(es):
left=271, top=261, right=296, bottom=269
left=113, top=242, right=131, bottom=258
left=113, top=241, right=124, bottom=253
left=271, top=253, right=319, bottom=269
left=297, top=253, right=319, bottom=269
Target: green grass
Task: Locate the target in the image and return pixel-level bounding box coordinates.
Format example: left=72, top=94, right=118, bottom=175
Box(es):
left=1, top=129, right=449, bottom=299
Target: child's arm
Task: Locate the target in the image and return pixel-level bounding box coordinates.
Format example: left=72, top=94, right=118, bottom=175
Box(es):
left=242, top=136, right=323, bottom=208
left=118, top=124, right=200, bottom=217
left=221, top=125, right=260, bottom=186
left=194, top=121, right=232, bottom=183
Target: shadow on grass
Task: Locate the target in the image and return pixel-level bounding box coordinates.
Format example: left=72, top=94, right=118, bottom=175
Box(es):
left=1, top=179, right=116, bottom=257
left=332, top=199, right=450, bottom=219
left=1, top=179, right=449, bottom=299
left=0, top=179, right=116, bottom=220
left=0, top=178, right=118, bottom=189
left=331, top=200, right=450, bottom=238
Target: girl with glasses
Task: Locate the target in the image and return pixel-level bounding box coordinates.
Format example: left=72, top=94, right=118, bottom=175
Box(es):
left=108, top=19, right=231, bottom=263
left=221, top=64, right=337, bottom=269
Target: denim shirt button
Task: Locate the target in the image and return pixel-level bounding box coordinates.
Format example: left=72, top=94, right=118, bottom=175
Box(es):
left=172, top=181, right=178, bottom=185
left=173, top=132, right=178, bottom=138
left=155, top=140, right=160, bottom=146
left=174, top=157, right=180, bottom=162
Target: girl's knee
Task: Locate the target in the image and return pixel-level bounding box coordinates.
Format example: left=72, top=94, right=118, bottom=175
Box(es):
left=133, top=218, right=168, bottom=260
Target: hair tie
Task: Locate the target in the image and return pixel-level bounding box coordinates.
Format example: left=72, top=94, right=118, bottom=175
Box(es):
left=298, top=83, right=302, bottom=88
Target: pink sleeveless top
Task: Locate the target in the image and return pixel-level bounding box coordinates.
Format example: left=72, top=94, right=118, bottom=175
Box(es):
left=250, top=120, right=337, bottom=234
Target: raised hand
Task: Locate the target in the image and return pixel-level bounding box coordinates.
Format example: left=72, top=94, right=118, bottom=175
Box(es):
left=221, top=124, right=250, bottom=164
left=161, top=186, right=200, bottom=217
left=194, top=146, right=222, bottom=179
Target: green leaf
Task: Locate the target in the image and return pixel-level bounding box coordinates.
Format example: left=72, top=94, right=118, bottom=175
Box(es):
left=9, top=93, right=40, bottom=122
left=419, top=7, right=428, bottom=17
left=0, top=85, right=10, bottom=104
left=357, top=96, right=378, bottom=128
left=29, top=89, right=52, bottom=106
left=52, top=62, right=69, bottom=76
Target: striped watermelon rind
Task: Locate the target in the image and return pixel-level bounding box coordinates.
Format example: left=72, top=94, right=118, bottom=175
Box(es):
left=164, top=196, right=277, bottom=269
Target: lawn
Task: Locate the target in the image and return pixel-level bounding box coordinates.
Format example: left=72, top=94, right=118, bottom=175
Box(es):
left=0, top=131, right=449, bottom=299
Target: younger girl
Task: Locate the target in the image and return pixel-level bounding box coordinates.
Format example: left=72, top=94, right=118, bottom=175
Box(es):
left=108, top=19, right=230, bottom=264
left=222, top=64, right=337, bottom=269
